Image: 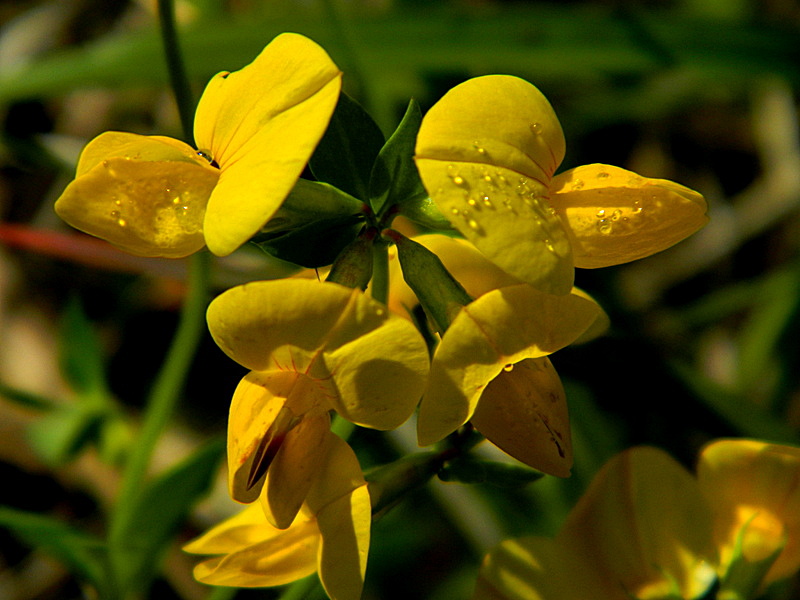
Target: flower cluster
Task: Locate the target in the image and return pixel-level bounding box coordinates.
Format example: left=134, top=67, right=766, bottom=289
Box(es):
left=54, top=32, right=710, bottom=600
left=474, top=440, right=800, bottom=600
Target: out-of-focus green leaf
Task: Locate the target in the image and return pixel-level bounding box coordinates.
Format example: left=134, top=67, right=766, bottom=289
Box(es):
left=59, top=297, right=109, bottom=401
left=0, top=506, right=113, bottom=597
left=369, top=98, right=425, bottom=216
left=736, top=269, right=800, bottom=396
left=670, top=360, right=800, bottom=445
left=1, top=7, right=797, bottom=115
left=26, top=403, right=104, bottom=467
left=0, top=379, right=55, bottom=410
left=261, top=179, right=364, bottom=236
left=438, top=457, right=545, bottom=488
left=310, top=92, right=385, bottom=201
left=108, top=437, right=224, bottom=596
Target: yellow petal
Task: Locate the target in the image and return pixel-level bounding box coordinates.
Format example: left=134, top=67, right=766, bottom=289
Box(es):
left=570, top=287, right=610, bottom=344
left=306, top=434, right=370, bottom=600
left=414, top=161, right=573, bottom=295
left=194, top=33, right=342, bottom=256
left=418, top=285, right=599, bottom=445
left=415, top=75, right=571, bottom=293
left=208, top=280, right=428, bottom=430
left=550, top=164, right=708, bottom=268
left=55, top=133, right=218, bottom=258
left=227, top=371, right=299, bottom=504
left=697, top=439, right=800, bottom=584
left=560, top=446, right=717, bottom=600
left=471, top=357, right=572, bottom=477
left=183, top=503, right=286, bottom=555
left=187, top=505, right=320, bottom=588
left=263, top=413, right=331, bottom=529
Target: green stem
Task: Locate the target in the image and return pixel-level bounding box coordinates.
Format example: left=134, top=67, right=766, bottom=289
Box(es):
left=110, top=251, right=210, bottom=538
left=157, top=0, right=195, bottom=142
left=371, top=239, right=389, bottom=305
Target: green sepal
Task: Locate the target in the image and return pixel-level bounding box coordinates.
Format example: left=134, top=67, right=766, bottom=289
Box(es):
left=386, top=229, right=472, bottom=333
left=438, top=457, right=545, bottom=488
left=309, top=92, right=385, bottom=200
left=253, top=213, right=364, bottom=268
left=260, top=178, right=364, bottom=236
left=398, top=194, right=454, bottom=231
left=108, top=438, right=224, bottom=597
left=368, top=98, right=427, bottom=217
left=0, top=505, right=114, bottom=597
left=326, top=228, right=376, bottom=290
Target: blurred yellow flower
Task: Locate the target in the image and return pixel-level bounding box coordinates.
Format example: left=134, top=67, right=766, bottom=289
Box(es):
left=415, top=75, right=708, bottom=294
left=55, top=33, right=341, bottom=258
left=207, top=279, right=428, bottom=528
left=184, top=432, right=370, bottom=600
left=473, top=440, right=800, bottom=600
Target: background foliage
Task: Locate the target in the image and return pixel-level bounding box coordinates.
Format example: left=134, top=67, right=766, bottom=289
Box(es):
left=1, top=0, right=799, bottom=598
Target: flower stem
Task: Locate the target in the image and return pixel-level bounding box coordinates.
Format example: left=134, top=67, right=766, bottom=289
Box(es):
left=110, top=251, right=210, bottom=539
left=157, top=0, right=194, bottom=143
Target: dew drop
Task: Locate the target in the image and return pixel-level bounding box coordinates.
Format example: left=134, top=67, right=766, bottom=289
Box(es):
left=110, top=210, right=120, bottom=218
left=596, top=209, right=606, bottom=218
left=597, top=219, right=612, bottom=235
left=467, top=219, right=480, bottom=231
left=529, top=122, right=543, bottom=135
left=611, top=209, right=622, bottom=221
left=472, top=141, right=486, bottom=154
left=452, top=175, right=465, bottom=186
left=117, top=218, right=127, bottom=227
left=450, top=208, right=460, bottom=216
left=481, top=195, right=493, bottom=208
left=633, top=200, right=643, bottom=214
left=597, top=171, right=609, bottom=179
left=197, top=149, right=214, bottom=163
left=467, top=197, right=477, bottom=207
left=503, top=364, right=514, bottom=372
left=375, top=307, right=385, bottom=317
left=571, top=179, right=584, bottom=190
left=544, top=239, right=555, bottom=252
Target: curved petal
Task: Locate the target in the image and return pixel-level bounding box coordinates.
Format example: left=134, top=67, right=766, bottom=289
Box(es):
left=417, top=285, right=599, bottom=445
left=550, top=164, right=708, bottom=268
left=263, top=412, right=331, bottom=529
left=560, top=447, right=718, bottom=600
left=415, top=75, right=571, bottom=293
left=183, top=503, right=289, bottom=555
left=697, top=439, right=800, bottom=584
left=307, top=434, right=370, bottom=600
left=55, top=134, right=219, bottom=258
left=471, top=357, right=572, bottom=477
left=227, top=371, right=299, bottom=503
left=187, top=505, right=320, bottom=588
left=195, top=33, right=342, bottom=256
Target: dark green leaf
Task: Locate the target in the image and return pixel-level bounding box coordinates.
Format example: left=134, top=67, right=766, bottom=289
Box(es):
left=309, top=92, right=385, bottom=200
left=253, top=214, right=364, bottom=268
left=438, top=457, right=545, bottom=487
left=0, top=379, right=55, bottom=410
left=109, top=438, right=224, bottom=595
left=369, top=99, right=426, bottom=216
left=0, top=506, right=113, bottom=596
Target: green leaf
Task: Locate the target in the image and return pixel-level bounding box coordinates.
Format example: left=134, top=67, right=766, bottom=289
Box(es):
left=0, top=379, right=55, bottom=410
left=109, top=438, right=224, bottom=596
left=438, top=457, right=545, bottom=488
left=369, top=98, right=426, bottom=216
left=26, top=404, right=105, bottom=467
left=0, top=506, right=113, bottom=597
left=253, top=214, right=364, bottom=268
left=309, top=92, right=385, bottom=200
left=59, top=297, right=110, bottom=402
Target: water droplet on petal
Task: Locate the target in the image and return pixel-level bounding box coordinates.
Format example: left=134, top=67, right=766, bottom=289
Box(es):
left=529, top=122, right=543, bottom=135
left=503, top=364, right=514, bottom=372
left=472, top=141, right=486, bottom=154
left=596, top=209, right=606, bottom=218
left=450, top=208, right=460, bottom=216
left=597, top=171, right=609, bottom=179
left=467, top=219, right=480, bottom=231
left=571, top=179, right=584, bottom=190
left=452, top=175, right=465, bottom=186
left=467, top=197, right=477, bottom=207
left=597, top=219, right=612, bottom=235
left=481, top=195, right=493, bottom=208
left=611, top=209, right=622, bottom=221
left=117, top=218, right=127, bottom=227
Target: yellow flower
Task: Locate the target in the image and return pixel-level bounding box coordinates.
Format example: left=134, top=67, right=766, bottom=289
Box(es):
left=697, top=439, right=800, bottom=586
left=184, top=431, right=370, bottom=600
left=415, top=75, right=708, bottom=294
left=55, top=33, right=341, bottom=258
left=207, top=279, right=428, bottom=528
left=473, top=440, right=800, bottom=600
